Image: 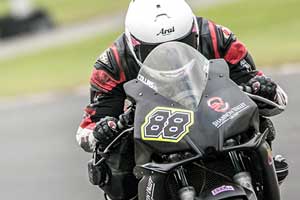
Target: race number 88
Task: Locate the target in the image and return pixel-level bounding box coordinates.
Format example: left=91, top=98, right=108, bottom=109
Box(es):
left=142, top=107, right=194, bottom=143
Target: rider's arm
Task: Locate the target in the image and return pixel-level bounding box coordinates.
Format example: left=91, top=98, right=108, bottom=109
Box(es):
left=213, top=23, right=287, bottom=108
left=211, top=23, right=257, bottom=84
left=76, top=45, right=127, bottom=152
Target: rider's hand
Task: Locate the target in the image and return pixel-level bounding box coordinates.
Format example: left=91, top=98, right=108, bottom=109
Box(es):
left=244, top=75, right=277, bottom=101
left=93, top=116, right=119, bottom=151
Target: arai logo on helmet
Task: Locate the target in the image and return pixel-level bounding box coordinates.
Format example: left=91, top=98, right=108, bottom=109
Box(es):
left=156, top=26, right=175, bottom=36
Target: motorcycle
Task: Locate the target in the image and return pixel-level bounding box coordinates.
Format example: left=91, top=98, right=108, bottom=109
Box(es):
left=90, top=42, right=287, bottom=200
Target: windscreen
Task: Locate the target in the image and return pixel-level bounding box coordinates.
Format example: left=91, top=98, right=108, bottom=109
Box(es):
left=138, top=41, right=209, bottom=110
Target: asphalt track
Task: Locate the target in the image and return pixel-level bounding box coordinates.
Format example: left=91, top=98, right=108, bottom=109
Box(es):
left=0, top=69, right=299, bottom=200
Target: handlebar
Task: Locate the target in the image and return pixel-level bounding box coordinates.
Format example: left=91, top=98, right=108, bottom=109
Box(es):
left=93, top=106, right=136, bottom=166
left=239, top=85, right=285, bottom=116
left=238, top=85, right=252, bottom=94
left=239, top=85, right=277, bottom=106
left=93, top=127, right=134, bottom=166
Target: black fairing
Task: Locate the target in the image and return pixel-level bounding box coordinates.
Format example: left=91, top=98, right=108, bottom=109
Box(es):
left=124, top=59, right=259, bottom=165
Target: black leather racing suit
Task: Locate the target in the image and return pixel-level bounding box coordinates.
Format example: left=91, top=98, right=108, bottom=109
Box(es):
left=76, top=17, right=281, bottom=199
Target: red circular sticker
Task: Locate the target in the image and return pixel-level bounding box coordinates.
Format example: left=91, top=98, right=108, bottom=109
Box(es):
left=207, top=97, right=230, bottom=113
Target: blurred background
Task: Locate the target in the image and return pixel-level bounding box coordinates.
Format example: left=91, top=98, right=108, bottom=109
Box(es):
left=0, top=0, right=299, bottom=199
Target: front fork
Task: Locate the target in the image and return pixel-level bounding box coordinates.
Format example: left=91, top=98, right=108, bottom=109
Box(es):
left=228, top=141, right=280, bottom=200
left=174, top=166, right=196, bottom=200
left=227, top=139, right=257, bottom=200
left=137, top=167, right=195, bottom=200
left=256, top=142, right=280, bottom=200
left=229, top=150, right=257, bottom=200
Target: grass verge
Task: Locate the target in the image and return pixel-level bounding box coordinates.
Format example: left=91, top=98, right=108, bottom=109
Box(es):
left=0, top=1, right=10, bottom=16
left=197, top=0, right=300, bottom=66
left=0, top=31, right=121, bottom=96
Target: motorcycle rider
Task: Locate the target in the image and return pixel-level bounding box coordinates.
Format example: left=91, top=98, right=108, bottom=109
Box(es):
left=76, top=0, right=288, bottom=199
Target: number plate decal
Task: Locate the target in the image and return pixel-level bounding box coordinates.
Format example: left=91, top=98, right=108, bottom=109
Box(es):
left=141, top=107, right=194, bottom=143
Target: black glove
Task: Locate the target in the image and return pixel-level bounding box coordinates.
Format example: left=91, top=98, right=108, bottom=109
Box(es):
left=93, top=116, right=119, bottom=151
left=244, top=75, right=277, bottom=101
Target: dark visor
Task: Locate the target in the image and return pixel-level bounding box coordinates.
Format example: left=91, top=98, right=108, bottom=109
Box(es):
left=132, top=28, right=198, bottom=62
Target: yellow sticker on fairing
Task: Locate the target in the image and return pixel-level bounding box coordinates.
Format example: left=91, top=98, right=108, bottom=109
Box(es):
left=141, top=107, right=194, bottom=143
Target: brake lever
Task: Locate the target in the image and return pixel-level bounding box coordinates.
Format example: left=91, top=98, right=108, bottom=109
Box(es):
left=92, top=105, right=135, bottom=166
left=93, top=127, right=134, bottom=166
left=103, top=127, right=134, bottom=153
left=239, top=86, right=283, bottom=108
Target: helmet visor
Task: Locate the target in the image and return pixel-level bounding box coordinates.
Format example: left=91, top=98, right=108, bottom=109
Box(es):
left=131, top=22, right=198, bottom=62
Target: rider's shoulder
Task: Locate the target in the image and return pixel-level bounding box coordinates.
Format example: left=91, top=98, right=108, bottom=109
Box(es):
left=92, top=33, right=128, bottom=81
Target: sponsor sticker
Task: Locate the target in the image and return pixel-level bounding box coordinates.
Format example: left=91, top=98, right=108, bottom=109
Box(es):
left=207, top=97, right=230, bottom=113
left=212, top=185, right=235, bottom=196
left=212, top=102, right=249, bottom=128
left=240, top=59, right=252, bottom=72
left=138, top=74, right=157, bottom=90
left=146, top=177, right=155, bottom=200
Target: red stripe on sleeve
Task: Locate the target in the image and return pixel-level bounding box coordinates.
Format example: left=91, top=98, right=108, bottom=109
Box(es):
left=90, top=69, right=118, bottom=92
left=208, top=21, right=220, bottom=59
left=224, top=40, right=247, bottom=65
left=111, top=44, right=126, bottom=82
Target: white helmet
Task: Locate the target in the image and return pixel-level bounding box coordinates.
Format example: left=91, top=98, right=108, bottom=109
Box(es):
left=125, top=0, right=199, bottom=63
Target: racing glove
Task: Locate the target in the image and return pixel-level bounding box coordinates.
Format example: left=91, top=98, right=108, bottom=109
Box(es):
left=243, top=75, right=277, bottom=101
left=93, top=116, right=119, bottom=151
